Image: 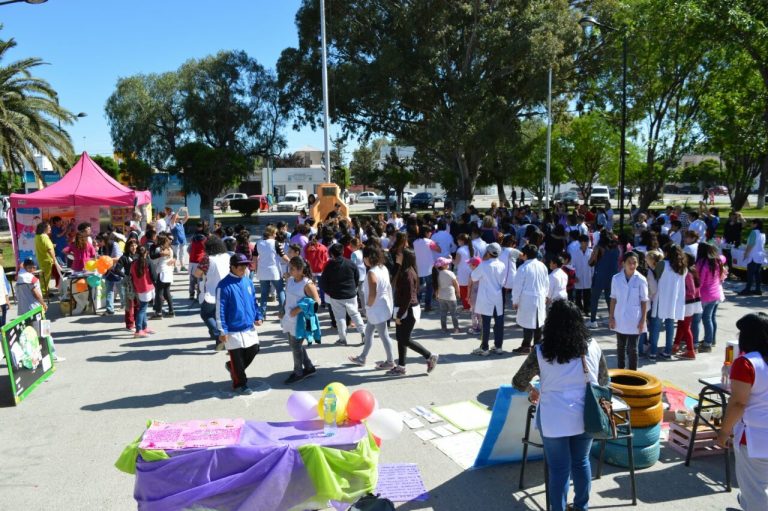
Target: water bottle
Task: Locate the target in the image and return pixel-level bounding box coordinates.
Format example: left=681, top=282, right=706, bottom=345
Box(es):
left=323, top=387, right=338, bottom=437
left=721, top=361, right=732, bottom=390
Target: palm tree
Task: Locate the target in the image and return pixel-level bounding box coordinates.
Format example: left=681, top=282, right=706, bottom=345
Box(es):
left=0, top=34, right=75, bottom=187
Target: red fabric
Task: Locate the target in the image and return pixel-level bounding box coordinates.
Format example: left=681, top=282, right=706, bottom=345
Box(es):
left=459, top=285, right=470, bottom=310
left=188, top=239, right=207, bottom=264
left=68, top=243, right=97, bottom=271
left=10, top=152, right=151, bottom=208
left=131, top=262, right=155, bottom=294
left=731, top=356, right=756, bottom=385
left=730, top=356, right=755, bottom=446
left=674, top=317, right=694, bottom=354
left=305, top=243, right=329, bottom=274
left=343, top=245, right=354, bottom=259
left=562, top=265, right=576, bottom=292
left=125, top=298, right=138, bottom=329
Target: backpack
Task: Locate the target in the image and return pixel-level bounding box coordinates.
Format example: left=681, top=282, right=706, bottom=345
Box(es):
left=349, top=494, right=395, bottom=511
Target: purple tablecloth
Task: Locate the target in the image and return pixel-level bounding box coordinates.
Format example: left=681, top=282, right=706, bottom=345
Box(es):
left=135, top=420, right=367, bottom=511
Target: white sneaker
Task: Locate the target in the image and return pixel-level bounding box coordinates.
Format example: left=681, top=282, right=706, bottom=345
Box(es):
left=587, top=321, right=599, bottom=329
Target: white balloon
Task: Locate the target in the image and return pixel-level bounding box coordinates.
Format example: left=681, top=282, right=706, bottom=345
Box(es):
left=366, top=408, right=403, bottom=440
left=286, top=391, right=319, bottom=421
left=373, top=397, right=380, bottom=412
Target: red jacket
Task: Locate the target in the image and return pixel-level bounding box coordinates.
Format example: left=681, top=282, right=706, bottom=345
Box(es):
left=305, top=243, right=329, bottom=274
left=188, top=235, right=207, bottom=264
left=131, top=261, right=155, bottom=294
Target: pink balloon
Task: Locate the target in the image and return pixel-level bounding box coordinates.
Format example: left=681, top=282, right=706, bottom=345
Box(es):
left=286, top=391, right=319, bottom=421
left=347, top=389, right=376, bottom=422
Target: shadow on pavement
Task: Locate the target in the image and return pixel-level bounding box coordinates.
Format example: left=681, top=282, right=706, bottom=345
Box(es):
left=86, top=347, right=211, bottom=363
left=81, top=380, right=229, bottom=411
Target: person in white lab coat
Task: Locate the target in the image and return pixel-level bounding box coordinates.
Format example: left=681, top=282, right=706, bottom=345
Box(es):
left=569, top=234, right=593, bottom=316
left=609, top=251, right=649, bottom=370
left=648, top=244, right=687, bottom=359
left=512, top=244, right=549, bottom=354
left=470, top=243, right=507, bottom=355
left=547, top=255, right=568, bottom=304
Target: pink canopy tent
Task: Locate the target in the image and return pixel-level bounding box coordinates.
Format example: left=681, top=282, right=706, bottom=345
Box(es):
left=10, top=151, right=152, bottom=208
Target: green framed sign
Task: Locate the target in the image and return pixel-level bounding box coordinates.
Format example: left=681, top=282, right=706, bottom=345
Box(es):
left=1, top=306, right=55, bottom=405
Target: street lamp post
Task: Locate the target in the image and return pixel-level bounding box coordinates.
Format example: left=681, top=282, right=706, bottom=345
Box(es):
left=545, top=67, right=552, bottom=208
left=579, top=15, right=628, bottom=233
left=319, top=0, right=332, bottom=183
left=0, top=0, right=48, bottom=5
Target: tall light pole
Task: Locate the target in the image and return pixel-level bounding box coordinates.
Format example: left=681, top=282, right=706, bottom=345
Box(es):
left=320, top=0, right=332, bottom=183
left=580, top=15, right=628, bottom=233
left=545, top=67, right=552, bottom=208
left=0, top=0, right=48, bottom=5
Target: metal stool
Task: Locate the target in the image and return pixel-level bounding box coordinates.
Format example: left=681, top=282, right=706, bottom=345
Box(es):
left=686, top=377, right=731, bottom=492
left=519, top=404, right=550, bottom=511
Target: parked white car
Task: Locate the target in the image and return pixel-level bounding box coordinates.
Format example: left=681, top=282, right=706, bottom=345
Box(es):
left=214, top=193, right=247, bottom=208
left=277, top=190, right=309, bottom=212
left=356, top=191, right=379, bottom=203
left=589, top=186, right=611, bottom=206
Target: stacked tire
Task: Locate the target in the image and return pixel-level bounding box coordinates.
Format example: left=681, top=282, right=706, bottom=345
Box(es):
left=590, top=370, right=663, bottom=469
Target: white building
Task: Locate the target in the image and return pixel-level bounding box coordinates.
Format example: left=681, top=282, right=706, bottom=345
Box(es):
left=261, top=166, right=326, bottom=198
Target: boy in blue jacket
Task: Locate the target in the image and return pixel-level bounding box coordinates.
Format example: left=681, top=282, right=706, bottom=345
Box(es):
left=216, top=254, right=264, bottom=395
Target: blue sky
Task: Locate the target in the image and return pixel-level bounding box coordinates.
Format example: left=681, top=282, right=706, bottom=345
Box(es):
left=0, top=0, right=333, bottom=158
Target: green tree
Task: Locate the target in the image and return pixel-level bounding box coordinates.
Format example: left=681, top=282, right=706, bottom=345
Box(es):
left=578, top=0, right=710, bottom=210
left=698, top=51, right=767, bottom=210
left=677, top=159, right=725, bottom=190
left=105, top=50, right=286, bottom=220
left=278, top=0, right=582, bottom=203
left=91, top=155, right=120, bottom=179
left=378, top=149, right=413, bottom=212
left=119, top=157, right=154, bottom=191
left=0, top=170, right=21, bottom=195
left=350, top=138, right=387, bottom=190
left=555, top=112, right=619, bottom=201
left=0, top=34, right=75, bottom=184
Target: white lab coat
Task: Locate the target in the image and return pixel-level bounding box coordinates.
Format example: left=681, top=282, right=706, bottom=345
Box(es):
left=651, top=261, right=686, bottom=321
left=512, top=259, right=548, bottom=330
left=610, top=271, right=649, bottom=335
left=502, top=247, right=519, bottom=289
left=568, top=244, right=593, bottom=290
left=548, top=268, right=568, bottom=302
left=470, top=258, right=506, bottom=316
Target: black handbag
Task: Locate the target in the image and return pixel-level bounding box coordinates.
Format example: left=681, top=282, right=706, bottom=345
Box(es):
left=581, top=355, right=617, bottom=440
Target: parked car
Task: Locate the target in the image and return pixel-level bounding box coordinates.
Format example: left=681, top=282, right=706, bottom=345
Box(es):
left=554, top=190, right=580, bottom=206
left=706, top=185, right=729, bottom=196
left=402, top=191, right=415, bottom=203
left=214, top=193, right=248, bottom=209
left=374, top=193, right=409, bottom=210
left=410, top=192, right=436, bottom=210
left=589, top=186, right=611, bottom=206
left=568, top=187, right=585, bottom=200
left=356, top=191, right=379, bottom=203
left=277, top=190, right=309, bottom=212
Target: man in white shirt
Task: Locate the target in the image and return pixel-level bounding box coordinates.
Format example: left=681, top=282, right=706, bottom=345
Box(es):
left=470, top=243, right=506, bottom=356
left=155, top=211, right=168, bottom=233
left=687, top=211, right=708, bottom=242
left=413, top=226, right=440, bottom=311
left=193, top=236, right=232, bottom=347
left=511, top=244, right=549, bottom=354
left=568, top=234, right=593, bottom=316
left=431, top=219, right=456, bottom=258
left=547, top=256, right=569, bottom=303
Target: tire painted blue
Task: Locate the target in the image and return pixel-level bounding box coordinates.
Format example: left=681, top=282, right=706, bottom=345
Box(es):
left=606, top=423, right=661, bottom=448
left=591, top=440, right=661, bottom=469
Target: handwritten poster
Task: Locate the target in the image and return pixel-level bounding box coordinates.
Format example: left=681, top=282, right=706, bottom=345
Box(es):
left=139, top=418, right=245, bottom=450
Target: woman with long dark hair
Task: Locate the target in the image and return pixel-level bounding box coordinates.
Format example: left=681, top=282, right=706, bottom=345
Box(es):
left=717, top=312, right=768, bottom=510
left=130, top=246, right=155, bottom=338
left=587, top=231, right=620, bottom=328
left=116, top=239, right=139, bottom=331
left=696, top=242, right=727, bottom=353
left=389, top=249, right=438, bottom=375
left=648, top=244, right=687, bottom=359
left=513, top=300, right=609, bottom=511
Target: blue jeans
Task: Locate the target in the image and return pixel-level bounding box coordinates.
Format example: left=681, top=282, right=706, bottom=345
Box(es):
left=418, top=276, right=433, bottom=309
left=136, top=300, right=149, bottom=333
left=649, top=316, right=675, bottom=355
left=701, top=300, right=719, bottom=347
left=690, top=312, right=701, bottom=348
left=744, top=262, right=763, bottom=293
left=542, top=433, right=593, bottom=511
left=259, top=279, right=285, bottom=316
left=105, top=279, right=124, bottom=313
left=200, top=301, right=219, bottom=340
left=589, top=285, right=610, bottom=322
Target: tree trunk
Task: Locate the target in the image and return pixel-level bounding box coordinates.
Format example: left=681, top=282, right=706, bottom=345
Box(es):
left=199, top=192, right=215, bottom=227
left=495, top=174, right=508, bottom=207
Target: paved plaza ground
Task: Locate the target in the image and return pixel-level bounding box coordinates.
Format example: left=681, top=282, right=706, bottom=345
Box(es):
left=0, top=217, right=762, bottom=511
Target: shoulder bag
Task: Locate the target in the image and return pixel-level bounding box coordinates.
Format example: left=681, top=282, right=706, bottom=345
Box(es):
left=581, top=355, right=617, bottom=440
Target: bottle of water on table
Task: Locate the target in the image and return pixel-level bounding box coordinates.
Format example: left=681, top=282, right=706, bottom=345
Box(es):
left=323, top=387, right=337, bottom=437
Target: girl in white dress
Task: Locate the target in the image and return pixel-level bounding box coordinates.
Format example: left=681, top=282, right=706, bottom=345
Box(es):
left=281, top=257, right=319, bottom=384
left=454, top=233, right=475, bottom=310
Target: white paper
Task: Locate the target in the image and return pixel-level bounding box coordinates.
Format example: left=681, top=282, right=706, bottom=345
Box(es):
left=431, top=431, right=484, bottom=470
left=431, top=426, right=452, bottom=437
left=443, top=424, right=461, bottom=434
left=405, top=417, right=425, bottom=429
left=401, top=411, right=415, bottom=421
left=414, top=429, right=438, bottom=441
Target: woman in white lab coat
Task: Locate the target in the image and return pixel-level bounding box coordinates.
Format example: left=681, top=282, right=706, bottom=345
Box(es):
left=609, top=251, right=649, bottom=370
left=511, top=244, right=549, bottom=354
left=648, top=244, right=687, bottom=359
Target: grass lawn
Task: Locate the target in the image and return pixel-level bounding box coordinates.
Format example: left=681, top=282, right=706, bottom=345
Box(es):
left=1, top=240, right=14, bottom=269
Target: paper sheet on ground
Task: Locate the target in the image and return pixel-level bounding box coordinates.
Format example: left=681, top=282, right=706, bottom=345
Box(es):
left=432, top=401, right=491, bottom=431
left=412, top=406, right=442, bottom=423
left=414, top=429, right=438, bottom=441
left=405, top=417, right=425, bottom=429
left=431, top=431, right=484, bottom=470
left=431, top=426, right=453, bottom=437
left=375, top=463, right=429, bottom=502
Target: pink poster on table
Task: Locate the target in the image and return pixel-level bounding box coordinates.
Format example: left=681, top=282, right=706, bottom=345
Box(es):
left=139, top=418, right=244, bottom=450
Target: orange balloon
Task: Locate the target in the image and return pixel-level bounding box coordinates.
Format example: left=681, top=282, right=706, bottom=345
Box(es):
left=74, top=279, right=88, bottom=293
left=98, top=255, right=113, bottom=271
